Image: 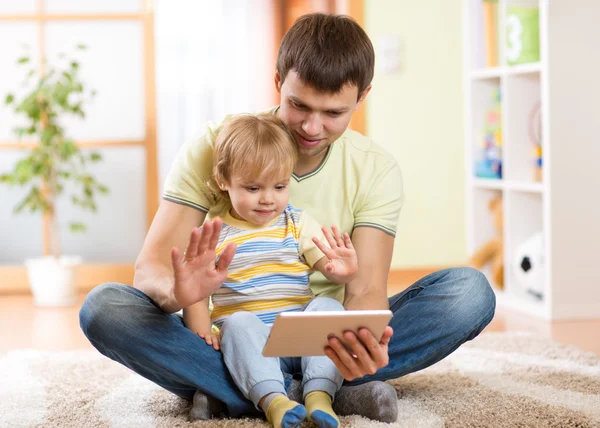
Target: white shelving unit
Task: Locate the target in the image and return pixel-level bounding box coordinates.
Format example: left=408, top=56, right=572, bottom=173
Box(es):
left=463, top=0, right=600, bottom=320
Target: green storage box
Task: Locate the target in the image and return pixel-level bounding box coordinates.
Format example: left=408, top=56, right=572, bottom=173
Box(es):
left=506, top=6, right=540, bottom=65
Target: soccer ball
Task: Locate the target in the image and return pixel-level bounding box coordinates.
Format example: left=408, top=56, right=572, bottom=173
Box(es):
left=513, top=232, right=545, bottom=300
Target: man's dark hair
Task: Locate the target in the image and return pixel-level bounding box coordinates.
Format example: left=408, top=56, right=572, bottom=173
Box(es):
left=277, top=13, right=374, bottom=98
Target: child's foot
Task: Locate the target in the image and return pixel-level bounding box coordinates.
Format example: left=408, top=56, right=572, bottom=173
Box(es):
left=305, top=391, right=340, bottom=428
left=288, top=379, right=399, bottom=423
left=265, top=395, right=306, bottom=428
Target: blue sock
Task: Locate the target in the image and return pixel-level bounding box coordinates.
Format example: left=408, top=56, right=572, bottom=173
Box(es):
left=310, top=410, right=340, bottom=428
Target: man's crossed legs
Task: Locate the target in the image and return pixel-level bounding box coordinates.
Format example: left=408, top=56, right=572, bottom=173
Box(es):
left=79, top=267, right=495, bottom=421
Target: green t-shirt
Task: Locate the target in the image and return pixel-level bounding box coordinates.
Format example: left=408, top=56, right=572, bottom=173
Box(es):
left=163, top=110, right=404, bottom=302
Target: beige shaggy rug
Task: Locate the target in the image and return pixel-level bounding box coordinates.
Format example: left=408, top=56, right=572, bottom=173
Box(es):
left=1, top=332, right=599, bottom=428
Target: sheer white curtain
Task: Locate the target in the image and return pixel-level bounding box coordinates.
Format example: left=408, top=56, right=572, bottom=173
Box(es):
left=155, top=0, right=275, bottom=192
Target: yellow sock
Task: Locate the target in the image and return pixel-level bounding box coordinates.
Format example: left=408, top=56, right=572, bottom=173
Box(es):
left=305, top=391, right=340, bottom=428
left=265, top=395, right=306, bottom=428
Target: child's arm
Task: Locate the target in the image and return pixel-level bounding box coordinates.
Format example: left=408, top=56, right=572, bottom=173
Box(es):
left=183, top=299, right=220, bottom=350
left=312, top=225, right=358, bottom=284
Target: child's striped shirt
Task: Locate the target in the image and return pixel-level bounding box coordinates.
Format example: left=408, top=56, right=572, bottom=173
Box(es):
left=211, top=205, right=327, bottom=327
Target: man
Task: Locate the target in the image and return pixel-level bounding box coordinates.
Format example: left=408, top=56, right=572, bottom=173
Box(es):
left=80, top=13, right=495, bottom=423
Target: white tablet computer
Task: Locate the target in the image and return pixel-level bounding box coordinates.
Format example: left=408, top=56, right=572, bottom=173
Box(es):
left=262, top=310, right=393, bottom=357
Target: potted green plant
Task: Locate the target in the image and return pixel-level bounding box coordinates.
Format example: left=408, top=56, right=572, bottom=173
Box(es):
left=1, top=45, right=108, bottom=306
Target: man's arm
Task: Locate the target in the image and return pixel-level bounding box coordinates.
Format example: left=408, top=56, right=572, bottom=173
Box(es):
left=324, top=226, right=395, bottom=380
left=133, top=200, right=206, bottom=313
left=344, top=227, right=394, bottom=310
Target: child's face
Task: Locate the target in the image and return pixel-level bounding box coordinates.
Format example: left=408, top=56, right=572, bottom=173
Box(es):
left=224, top=171, right=291, bottom=226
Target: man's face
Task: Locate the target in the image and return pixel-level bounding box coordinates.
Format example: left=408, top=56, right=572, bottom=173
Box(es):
left=276, top=70, right=368, bottom=158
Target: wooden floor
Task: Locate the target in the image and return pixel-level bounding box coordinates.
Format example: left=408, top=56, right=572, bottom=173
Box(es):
left=1, top=283, right=599, bottom=355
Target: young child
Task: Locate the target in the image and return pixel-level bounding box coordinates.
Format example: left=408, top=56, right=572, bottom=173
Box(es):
left=182, top=113, right=358, bottom=428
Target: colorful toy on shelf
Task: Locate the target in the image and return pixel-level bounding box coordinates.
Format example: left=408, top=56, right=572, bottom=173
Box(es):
left=475, top=87, right=502, bottom=179
left=529, top=101, right=543, bottom=182
left=513, top=232, right=545, bottom=300
left=506, top=5, right=540, bottom=66
left=469, top=195, right=503, bottom=289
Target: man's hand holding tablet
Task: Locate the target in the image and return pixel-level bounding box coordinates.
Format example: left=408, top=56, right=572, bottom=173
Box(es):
left=263, top=310, right=393, bottom=360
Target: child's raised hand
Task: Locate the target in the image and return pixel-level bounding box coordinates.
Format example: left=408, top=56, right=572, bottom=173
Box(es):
left=198, top=331, right=221, bottom=351
left=170, top=218, right=237, bottom=309
left=312, top=225, right=358, bottom=283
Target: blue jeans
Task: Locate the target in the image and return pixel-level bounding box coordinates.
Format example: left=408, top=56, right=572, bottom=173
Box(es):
left=220, top=297, right=344, bottom=410
left=79, top=267, right=495, bottom=418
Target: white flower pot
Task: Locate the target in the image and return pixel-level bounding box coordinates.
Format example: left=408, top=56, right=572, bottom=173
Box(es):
left=25, top=256, right=82, bottom=307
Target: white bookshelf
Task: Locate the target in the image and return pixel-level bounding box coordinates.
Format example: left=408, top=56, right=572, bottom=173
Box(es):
left=463, top=0, right=600, bottom=320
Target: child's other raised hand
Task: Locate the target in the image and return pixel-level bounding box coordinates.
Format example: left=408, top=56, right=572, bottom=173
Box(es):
left=312, top=225, right=358, bottom=283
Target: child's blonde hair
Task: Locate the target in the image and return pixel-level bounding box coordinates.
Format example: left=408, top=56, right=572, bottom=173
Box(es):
left=207, top=113, right=298, bottom=204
